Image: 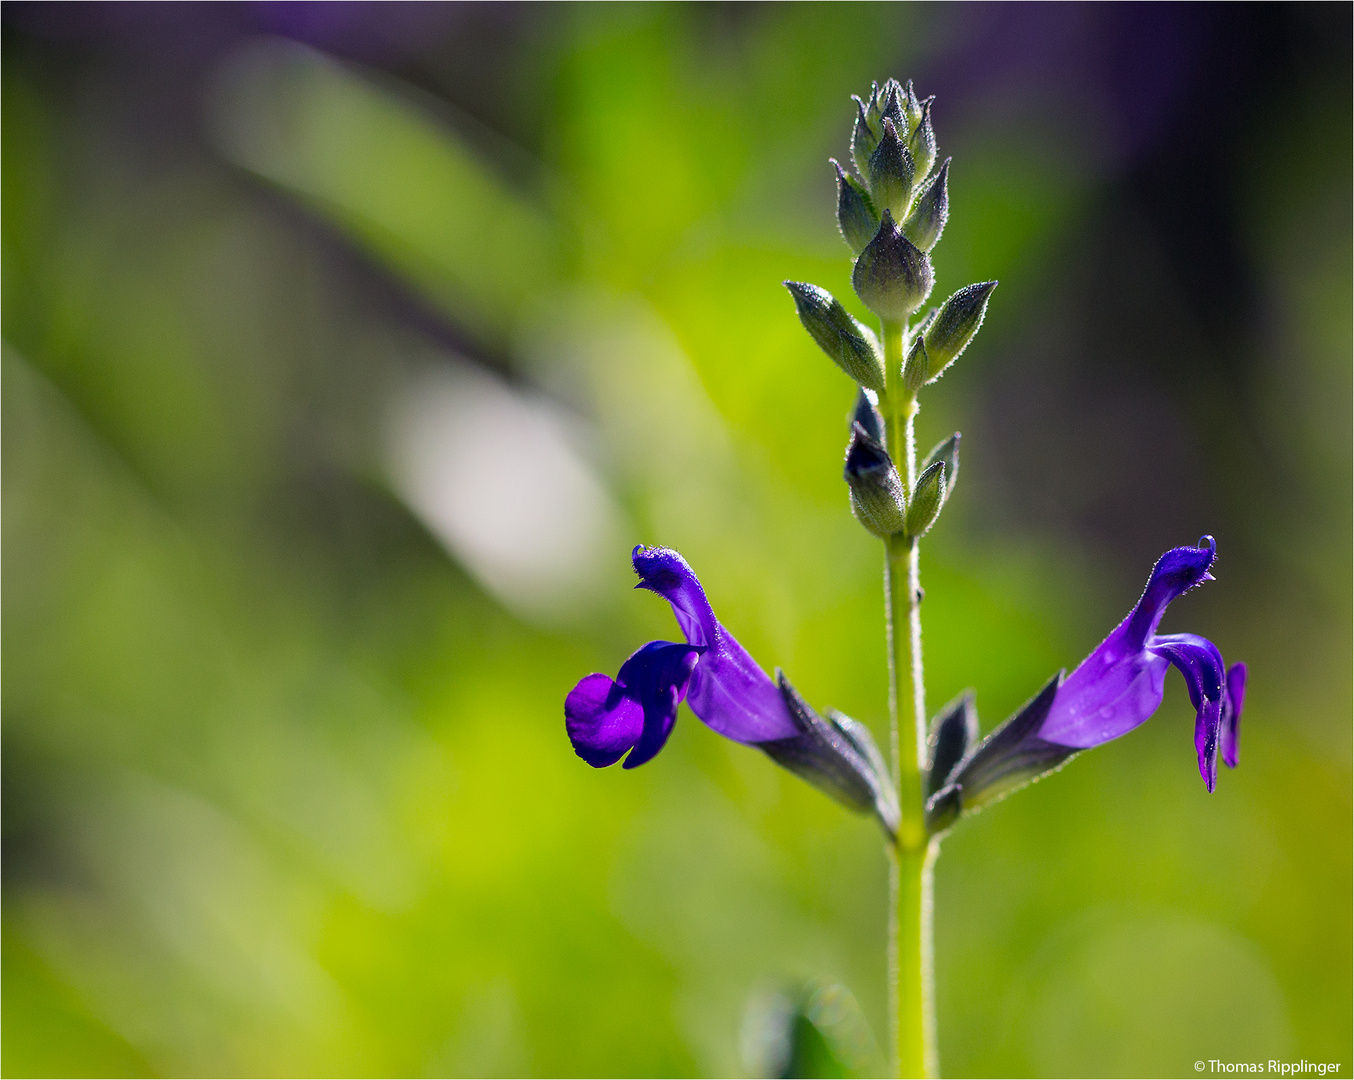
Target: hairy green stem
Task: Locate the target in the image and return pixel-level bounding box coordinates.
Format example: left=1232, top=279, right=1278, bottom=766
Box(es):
left=880, top=317, right=935, bottom=1077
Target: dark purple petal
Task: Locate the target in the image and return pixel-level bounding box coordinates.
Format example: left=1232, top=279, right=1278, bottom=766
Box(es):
left=565, top=641, right=702, bottom=769
left=1221, top=662, right=1247, bottom=769
left=1150, top=632, right=1227, bottom=792
left=632, top=546, right=798, bottom=744
left=565, top=673, right=644, bottom=768
left=1124, top=536, right=1217, bottom=650
left=617, top=641, right=704, bottom=769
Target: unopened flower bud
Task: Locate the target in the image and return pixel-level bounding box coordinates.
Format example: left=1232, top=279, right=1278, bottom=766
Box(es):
left=864, top=80, right=892, bottom=126
left=866, top=118, right=915, bottom=220
left=851, top=96, right=878, bottom=180
left=852, top=210, right=933, bottom=320
left=905, top=458, right=946, bottom=538
left=833, top=159, right=878, bottom=255
left=926, top=692, right=979, bottom=798
left=904, top=157, right=949, bottom=253
left=902, top=335, right=930, bottom=393
left=844, top=421, right=907, bottom=537
left=851, top=387, right=884, bottom=444
left=907, top=98, right=937, bottom=182
left=920, top=432, right=960, bottom=505
left=879, top=79, right=907, bottom=137
left=901, top=79, right=924, bottom=133
left=922, top=281, right=997, bottom=380
left=784, top=281, right=886, bottom=391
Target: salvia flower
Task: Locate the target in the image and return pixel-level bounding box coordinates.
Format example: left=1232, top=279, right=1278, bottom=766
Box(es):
left=927, top=536, right=1248, bottom=831
left=565, top=546, right=899, bottom=835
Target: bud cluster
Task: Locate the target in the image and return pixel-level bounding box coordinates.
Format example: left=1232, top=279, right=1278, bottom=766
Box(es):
left=843, top=390, right=960, bottom=542
left=783, top=78, right=998, bottom=545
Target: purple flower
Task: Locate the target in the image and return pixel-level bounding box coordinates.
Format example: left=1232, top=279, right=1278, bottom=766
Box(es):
left=566, top=546, right=898, bottom=834
left=931, top=537, right=1248, bottom=828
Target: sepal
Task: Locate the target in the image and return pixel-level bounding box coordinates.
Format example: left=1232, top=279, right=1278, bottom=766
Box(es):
left=922, top=281, right=998, bottom=380
left=845, top=422, right=907, bottom=537
left=834, top=159, right=879, bottom=254
left=905, top=458, right=946, bottom=538
left=924, top=783, right=962, bottom=835
left=925, top=691, right=978, bottom=797
left=852, top=211, right=934, bottom=320
left=762, top=672, right=901, bottom=837
left=879, top=79, right=907, bottom=137
left=907, top=97, right=937, bottom=182
left=866, top=118, right=915, bottom=220
left=920, top=432, right=960, bottom=506
left=851, top=95, right=878, bottom=180
left=901, top=80, right=924, bottom=133
left=902, top=335, right=929, bottom=393
left=948, top=672, right=1076, bottom=813
left=784, top=281, right=886, bottom=391
left=903, top=158, right=949, bottom=252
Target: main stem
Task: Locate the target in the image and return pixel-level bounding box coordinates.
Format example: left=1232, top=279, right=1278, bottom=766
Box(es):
left=880, top=318, right=937, bottom=1078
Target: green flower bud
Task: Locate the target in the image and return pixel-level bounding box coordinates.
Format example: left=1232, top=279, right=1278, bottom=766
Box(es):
left=905, top=457, right=946, bottom=538
left=866, top=118, right=915, bottom=220
left=920, top=432, right=960, bottom=505
left=879, top=79, right=907, bottom=137
left=922, top=281, right=998, bottom=380
left=851, top=210, right=934, bottom=320
left=833, top=159, right=878, bottom=255
left=907, top=97, right=937, bottom=182
left=784, top=281, right=886, bottom=391
left=901, top=79, right=924, bottom=133
left=864, top=80, right=891, bottom=127
left=850, top=96, right=878, bottom=180
left=902, top=335, right=929, bottom=393
left=902, top=158, right=949, bottom=253
left=844, top=422, right=907, bottom=537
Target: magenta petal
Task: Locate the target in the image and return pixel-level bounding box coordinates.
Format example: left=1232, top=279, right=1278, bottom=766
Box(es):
left=565, top=673, right=645, bottom=768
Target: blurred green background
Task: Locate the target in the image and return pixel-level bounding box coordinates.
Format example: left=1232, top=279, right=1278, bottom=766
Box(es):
left=3, top=4, right=1350, bottom=1077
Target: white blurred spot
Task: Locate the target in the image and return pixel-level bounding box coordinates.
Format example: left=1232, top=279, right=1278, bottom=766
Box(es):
left=386, top=358, right=624, bottom=623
